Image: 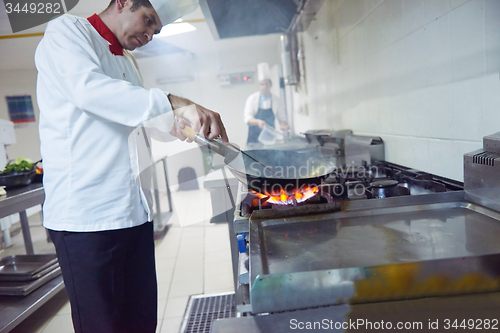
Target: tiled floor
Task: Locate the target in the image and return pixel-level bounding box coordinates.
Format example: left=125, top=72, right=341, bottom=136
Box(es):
left=1, top=185, right=234, bottom=333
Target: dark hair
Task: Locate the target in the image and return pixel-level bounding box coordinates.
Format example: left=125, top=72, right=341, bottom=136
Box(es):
left=106, top=0, right=152, bottom=11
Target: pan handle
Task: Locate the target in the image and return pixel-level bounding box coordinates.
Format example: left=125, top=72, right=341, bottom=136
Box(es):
left=178, top=124, right=228, bottom=157
left=179, top=125, right=197, bottom=141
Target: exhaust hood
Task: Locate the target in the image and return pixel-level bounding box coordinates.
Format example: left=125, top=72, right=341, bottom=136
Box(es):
left=199, top=0, right=325, bottom=39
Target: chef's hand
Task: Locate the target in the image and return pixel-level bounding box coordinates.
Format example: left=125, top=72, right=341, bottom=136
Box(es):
left=168, top=94, right=228, bottom=144
left=280, top=121, right=290, bottom=130
left=248, top=118, right=266, bottom=129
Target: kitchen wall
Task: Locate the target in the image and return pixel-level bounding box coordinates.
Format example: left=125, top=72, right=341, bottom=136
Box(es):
left=0, top=69, right=41, bottom=163
left=296, top=0, right=500, bottom=181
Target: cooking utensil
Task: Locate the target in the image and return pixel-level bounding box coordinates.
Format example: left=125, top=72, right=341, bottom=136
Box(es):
left=226, top=149, right=336, bottom=194
left=179, top=126, right=335, bottom=194
left=303, top=129, right=353, bottom=145
left=0, top=160, right=42, bottom=188
left=178, top=123, right=271, bottom=171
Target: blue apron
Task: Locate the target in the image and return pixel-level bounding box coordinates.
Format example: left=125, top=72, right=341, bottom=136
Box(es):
left=247, top=99, right=275, bottom=143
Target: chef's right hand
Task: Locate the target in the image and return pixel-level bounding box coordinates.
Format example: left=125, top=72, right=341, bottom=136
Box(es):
left=168, top=94, right=228, bottom=144
left=257, top=120, right=266, bottom=129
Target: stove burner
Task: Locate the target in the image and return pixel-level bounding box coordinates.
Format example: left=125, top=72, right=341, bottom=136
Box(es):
left=370, top=179, right=399, bottom=188
left=369, top=179, right=410, bottom=199
left=239, top=161, right=463, bottom=217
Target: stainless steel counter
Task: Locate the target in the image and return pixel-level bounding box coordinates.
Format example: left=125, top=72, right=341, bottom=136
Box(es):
left=213, top=292, right=500, bottom=332
left=0, top=183, right=44, bottom=255
left=247, top=191, right=500, bottom=313
left=0, top=184, right=65, bottom=333
left=230, top=132, right=500, bottom=325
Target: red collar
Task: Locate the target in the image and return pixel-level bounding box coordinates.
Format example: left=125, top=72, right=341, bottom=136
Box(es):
left=87, top=14, right=123, bottom=56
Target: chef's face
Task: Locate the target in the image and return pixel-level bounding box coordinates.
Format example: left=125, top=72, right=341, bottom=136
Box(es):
left=116, top=0, right=162, bottom=50
left=259, top=79, right=272, bottom=97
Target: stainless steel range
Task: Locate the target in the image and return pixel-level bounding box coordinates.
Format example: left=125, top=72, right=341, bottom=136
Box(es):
left=228, top=132, right=500, bottom=317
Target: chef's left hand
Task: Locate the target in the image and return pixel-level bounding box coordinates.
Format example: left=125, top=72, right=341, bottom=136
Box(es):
left=168, top=94, right=228, bottom=144
left=280, top=121, right=290, bottom=130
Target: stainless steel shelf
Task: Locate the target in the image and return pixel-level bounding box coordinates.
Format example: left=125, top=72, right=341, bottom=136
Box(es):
left=0, top=275, right=64, bottom=332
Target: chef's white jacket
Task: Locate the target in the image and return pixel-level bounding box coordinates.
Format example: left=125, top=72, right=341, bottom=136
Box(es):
left=243, top=92, right=287, bottom=125
left=35, top=15, right=174, bottom=231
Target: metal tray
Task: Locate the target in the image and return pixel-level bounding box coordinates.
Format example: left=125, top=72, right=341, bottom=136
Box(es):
left=0, top=255, right=58, bottom=280
left=0, top=263, right=59, bottom=282
left=0, top=266, right=61, bottom=296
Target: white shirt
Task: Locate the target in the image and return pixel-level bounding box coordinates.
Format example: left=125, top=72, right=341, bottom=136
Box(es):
left=35, top=15, right=174, bottom=232
left=243, top=92, right=287, bottom=125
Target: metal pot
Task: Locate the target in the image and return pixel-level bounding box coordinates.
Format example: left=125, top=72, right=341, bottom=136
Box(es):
left=303, top=129, right=353, bottom=146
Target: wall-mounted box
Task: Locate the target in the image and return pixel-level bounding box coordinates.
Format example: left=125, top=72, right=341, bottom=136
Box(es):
left=218, top=72, right=255, bottom=86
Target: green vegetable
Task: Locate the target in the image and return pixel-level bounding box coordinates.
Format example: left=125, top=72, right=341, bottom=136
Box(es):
left=14, top=157, right=32, bottom=164
left=1, top=158, right=34, bottom=174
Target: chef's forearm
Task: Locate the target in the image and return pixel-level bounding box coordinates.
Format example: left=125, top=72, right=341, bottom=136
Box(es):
left=247, top=117, right=262, bottom=126
left=167, top=94, right=196, bottom=111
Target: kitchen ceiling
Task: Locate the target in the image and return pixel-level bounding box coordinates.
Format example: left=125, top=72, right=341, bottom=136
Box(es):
left=0, top=0, right=108, bottom=35
left=0, top=0, right=294, bottom=71
left=0, top=0, right=110, bottom=70
left=0, top=0, right=207, bottom=70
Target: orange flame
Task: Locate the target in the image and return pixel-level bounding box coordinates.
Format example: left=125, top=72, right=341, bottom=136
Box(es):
left=252, top=186, right=319, bottom=205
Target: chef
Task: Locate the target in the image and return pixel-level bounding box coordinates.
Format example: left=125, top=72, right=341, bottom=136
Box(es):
left=35, top=0, right=227, bottom=332
left=244, top=63, right=289, bottom=143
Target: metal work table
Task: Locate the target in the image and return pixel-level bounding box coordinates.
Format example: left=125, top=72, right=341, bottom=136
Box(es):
left=0, top=275, right=64, bottom=333
left=0, top=183, right=44, bottom=255
left=0, top=184, right=64, bottom=333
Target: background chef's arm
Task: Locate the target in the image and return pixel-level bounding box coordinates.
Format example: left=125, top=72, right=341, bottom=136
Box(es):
left=274, top=96, right=289, bottom=130
left=35, top=18, right=172, bottom=130
left=247, top=118, right=265, bottom=127
left=244, top=93, right=264, bottom=127
left=243, top=93, right=256, bottom=124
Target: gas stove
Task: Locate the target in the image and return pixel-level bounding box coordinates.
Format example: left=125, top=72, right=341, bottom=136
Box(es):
left=236, top=161, right=463, bottom=224
left=227, top=132, right=500, bottom=316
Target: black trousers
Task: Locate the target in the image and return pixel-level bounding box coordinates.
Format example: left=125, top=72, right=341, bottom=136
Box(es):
left=48, top=222, right=157, bottom=333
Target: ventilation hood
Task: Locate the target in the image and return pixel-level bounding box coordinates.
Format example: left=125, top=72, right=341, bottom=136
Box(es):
left=199, top=0, right=325, bottom=39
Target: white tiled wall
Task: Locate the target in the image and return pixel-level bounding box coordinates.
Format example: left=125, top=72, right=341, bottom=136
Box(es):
left=296, top=0, right=500, bottom=181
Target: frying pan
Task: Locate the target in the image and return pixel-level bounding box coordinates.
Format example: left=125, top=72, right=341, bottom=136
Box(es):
left=180, top=127, right=335, bottom=194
